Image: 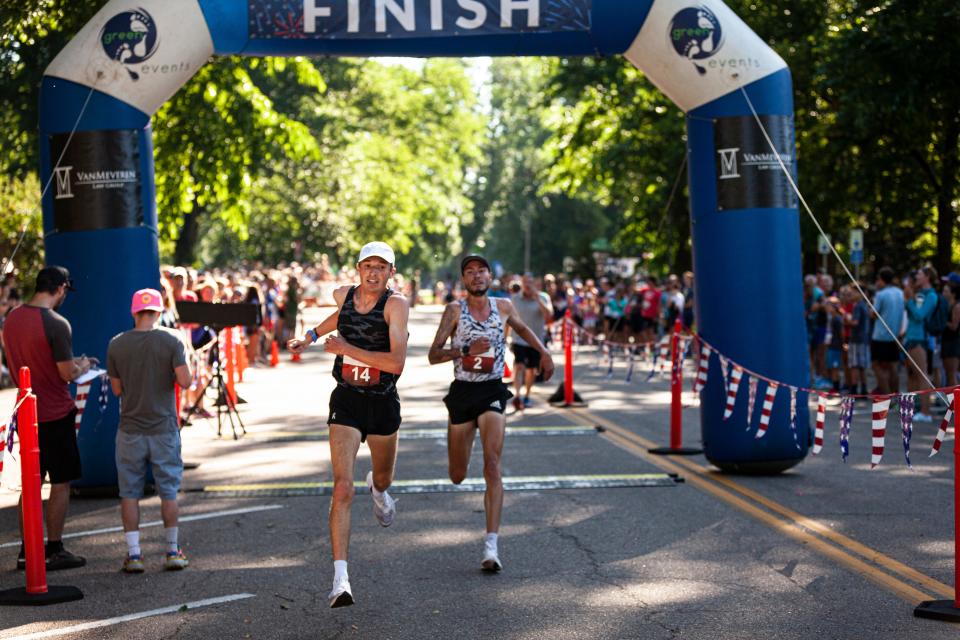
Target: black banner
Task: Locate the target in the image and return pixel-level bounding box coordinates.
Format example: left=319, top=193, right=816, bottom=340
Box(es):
left=714, top=115, right=797, bottom=211
left=249, top=0, right=591, bottom=39
left=49, top=129, right=143, bottom=232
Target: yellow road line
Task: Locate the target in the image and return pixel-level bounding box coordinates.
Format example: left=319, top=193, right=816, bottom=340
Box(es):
left=566, top=406, right=947, bottom=605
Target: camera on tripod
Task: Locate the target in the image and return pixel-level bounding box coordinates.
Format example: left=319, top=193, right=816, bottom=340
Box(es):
left=175, top=301, right=260, bottom=439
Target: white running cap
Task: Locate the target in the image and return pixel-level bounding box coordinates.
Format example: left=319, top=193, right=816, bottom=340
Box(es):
left=357, top=241, right=395, bottom=266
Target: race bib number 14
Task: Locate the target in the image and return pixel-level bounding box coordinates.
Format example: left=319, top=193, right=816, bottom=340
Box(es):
left=343, top=355, right=381, bottom=387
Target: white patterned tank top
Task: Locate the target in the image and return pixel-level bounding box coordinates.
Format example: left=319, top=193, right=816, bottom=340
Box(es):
left=452, top=298, right=506, bottom=382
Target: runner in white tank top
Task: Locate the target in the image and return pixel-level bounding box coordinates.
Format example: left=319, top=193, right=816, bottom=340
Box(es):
left=429, top=254, right=555, bottom=573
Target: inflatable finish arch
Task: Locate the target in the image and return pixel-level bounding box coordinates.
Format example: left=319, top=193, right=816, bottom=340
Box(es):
left=41, top=0, right=809, bottom=486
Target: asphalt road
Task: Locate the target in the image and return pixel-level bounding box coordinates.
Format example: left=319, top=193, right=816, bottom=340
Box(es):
left=0, top=304, right=955, bottom=639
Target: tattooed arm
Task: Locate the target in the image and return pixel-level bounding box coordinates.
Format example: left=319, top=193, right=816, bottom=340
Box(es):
left=428, top=302, right=464, bottom=365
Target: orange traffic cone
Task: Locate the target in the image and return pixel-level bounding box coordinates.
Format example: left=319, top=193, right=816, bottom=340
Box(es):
left=238, top=338, right=248, bottom=382
left=270, top=340, right=280, bottom=367
left=291, top=350, right=301, bottom=363
left=503, top=360, right=513, bottom=382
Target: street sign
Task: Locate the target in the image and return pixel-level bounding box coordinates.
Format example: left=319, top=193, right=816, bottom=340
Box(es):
left=849, top=229, right=864, bottom=252
left=817, top=234, right=831, bottom=255
left=850, top=250, right=864, bottom=265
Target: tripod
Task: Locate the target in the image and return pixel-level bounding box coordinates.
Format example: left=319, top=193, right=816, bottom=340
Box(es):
left=184, top=328, right=246, bottom=440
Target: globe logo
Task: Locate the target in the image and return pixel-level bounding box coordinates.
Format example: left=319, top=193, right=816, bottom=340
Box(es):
left=668, top=6, right=723, bottom=76
left=100, top=9, right=159, bottom=81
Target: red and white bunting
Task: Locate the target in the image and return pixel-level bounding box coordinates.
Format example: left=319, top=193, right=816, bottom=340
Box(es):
left=746, top=376, right=759, bottom=430
left=755, top=382, right=779, bottom=438
left=723, top=365, right=743, bottom=421
left=813, top=394, right=827, bottom=455
left=657, top=336, right=671, bottom=373
left=870, top=396, right=892, bottom=468
left=692, top=344, right=711, bottom=396
left=75, top=382, right=92, bottom=434
left=930, top=401, right=953, bottom=457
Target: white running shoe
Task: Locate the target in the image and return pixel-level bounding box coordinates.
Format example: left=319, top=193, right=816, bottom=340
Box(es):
left=914, top=412, right=934, bottom=423
left=481, top=543, right=502, bottom=573
left=366, top=471, right=396, bottom=527
left=328, top=575, right=354, bottom=608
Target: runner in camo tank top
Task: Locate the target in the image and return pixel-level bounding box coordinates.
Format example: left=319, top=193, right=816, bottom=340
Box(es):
left=287, top=241, right=410, bottom=609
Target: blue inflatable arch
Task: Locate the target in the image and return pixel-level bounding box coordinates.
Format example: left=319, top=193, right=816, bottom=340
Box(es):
left=41, top=0, right=809, bottom=485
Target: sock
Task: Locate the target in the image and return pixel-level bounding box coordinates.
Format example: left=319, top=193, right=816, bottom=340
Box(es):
left=45, top=540, right=63, bottom=555
left=125, top=531, right=141, bottom=558
left=334, top=560, right=348, bottom=582
left=485, top=532, right=498, bottom=550
left=370, top=483, right=384, bottom=500
left=165, top=527, right=179, bottom=554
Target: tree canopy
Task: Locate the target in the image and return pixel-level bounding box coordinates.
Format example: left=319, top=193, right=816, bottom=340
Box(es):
left=1, top=1, right=956, bottom=282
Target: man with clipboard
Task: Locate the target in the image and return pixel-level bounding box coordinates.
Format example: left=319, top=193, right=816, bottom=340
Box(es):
left=428, top=255, right=554, bottom=573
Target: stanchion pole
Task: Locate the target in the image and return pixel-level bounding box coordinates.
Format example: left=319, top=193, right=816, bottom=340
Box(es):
left=0, top=368, right=83, bottom=606
left=915, top=386, right=960, bottom=621
left=649, top=319, right=702, bottom=456
left=550, top=310, right=587, bottom=407
left=225, top=327, right=237, bottom=405
left=669, top=317, right=682, bottom=450
left=18, top=370, right=45, bottom=596
left=564, top=311, right=574, bottom=405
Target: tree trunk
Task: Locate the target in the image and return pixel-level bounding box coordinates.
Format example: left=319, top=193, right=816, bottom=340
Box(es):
left=173, top=204, right=203, bottom=266
left=936, top=119, right=958, bottom=273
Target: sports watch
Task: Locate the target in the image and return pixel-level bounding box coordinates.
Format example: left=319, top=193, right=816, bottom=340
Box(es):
left=461, top=344, right=471, bottom=357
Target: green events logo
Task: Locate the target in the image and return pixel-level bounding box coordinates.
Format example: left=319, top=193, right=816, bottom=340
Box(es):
left=669, top=6, right=724, bottom=76
left=100, top=8, right=159, bottom=80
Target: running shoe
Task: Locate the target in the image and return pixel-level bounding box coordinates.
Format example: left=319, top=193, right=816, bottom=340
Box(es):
left=164, top=547, right=189, bottom=571
left=481, top=544, right=502, bottom=573
left=366, top=471, right=396, bottom=527
left=46, top=548, right=86, bottom=571
left=512, top=397, right=523, bottom=412
left=913, top=412, right=934, bottom=423
left=522, top=396, right=532, bottom=408
left=328, top=576, right=354, bottom=608
left=122, top=555, right=145, bottom=574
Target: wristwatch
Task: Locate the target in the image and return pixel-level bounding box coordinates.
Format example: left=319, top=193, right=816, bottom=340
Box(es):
left=461, top=344, right=470, bottom=357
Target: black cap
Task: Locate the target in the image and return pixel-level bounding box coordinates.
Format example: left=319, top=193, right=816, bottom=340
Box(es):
left=36, top=266, right=75, bottom=293
left=460, top=254, right=491, bottom=274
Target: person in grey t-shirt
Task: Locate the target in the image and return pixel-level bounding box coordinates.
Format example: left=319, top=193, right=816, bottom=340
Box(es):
left=107, top=288, right=192, bottom=574
left=509, top=274, right=553, bottom=410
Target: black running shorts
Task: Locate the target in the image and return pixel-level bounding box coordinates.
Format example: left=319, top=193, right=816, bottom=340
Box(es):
left=38, top=408, right=82, bottom=484
left=328, top=385, right=401, bottom=442
left=443, top=379, right=513, bottom=425
left=511, top=344, right=541, bottom=369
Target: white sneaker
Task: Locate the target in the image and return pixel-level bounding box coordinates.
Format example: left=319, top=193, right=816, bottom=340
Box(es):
left=328, top=575, right=354, bottom=608
left=481, top=543, right=502, bottom=573
left=366, top=471, right=396, bottom=527
left=914, top=412, right=934, bottom=423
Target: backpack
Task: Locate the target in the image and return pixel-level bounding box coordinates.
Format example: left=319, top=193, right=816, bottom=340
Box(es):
left=925, top=291, right=949, bottom=336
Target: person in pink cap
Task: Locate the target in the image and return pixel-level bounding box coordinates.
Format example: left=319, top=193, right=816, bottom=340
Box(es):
left=107, top=288, right=193, bottom=573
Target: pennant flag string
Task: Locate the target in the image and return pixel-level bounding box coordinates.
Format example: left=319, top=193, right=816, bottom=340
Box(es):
left=839, top=397, right=855, bottom=463
left=789, top=387, right=800, bottom=450
left=813, top=394, right=827, bottom=455
left=899, top=394, right=915, bottom=468
left=746, top=376, right=758, bottom=431
left=870, top=396, right=891, bottom=468
left=723, top=365, right=743, bottom=421
left=755, top=381, right=779, bottom=439
left=74, top=382, right=91, bottom=434
left=930, top=400, right=953, bottom=457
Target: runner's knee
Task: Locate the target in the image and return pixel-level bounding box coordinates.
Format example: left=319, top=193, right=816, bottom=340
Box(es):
left=449, top=466, right=467, bottom=484
left=482, top=456, right=501, bottom=484
left=332, top=479, right=355, bottom=505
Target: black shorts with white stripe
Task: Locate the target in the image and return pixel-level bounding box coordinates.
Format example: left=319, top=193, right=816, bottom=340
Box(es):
left=443, top=379, right=514, bottom=425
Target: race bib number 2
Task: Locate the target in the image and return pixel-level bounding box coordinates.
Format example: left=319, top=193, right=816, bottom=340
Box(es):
left=343, top=355, right=381, bottom=387
left=464, top=348, right=495, bottom=374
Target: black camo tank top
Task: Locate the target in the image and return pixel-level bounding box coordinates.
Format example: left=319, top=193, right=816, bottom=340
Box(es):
left=333, top=287, right=398, bottom=397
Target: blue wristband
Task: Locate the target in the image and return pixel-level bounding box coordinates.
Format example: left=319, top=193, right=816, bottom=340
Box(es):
left=306, top=329, right=319, bottom=344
